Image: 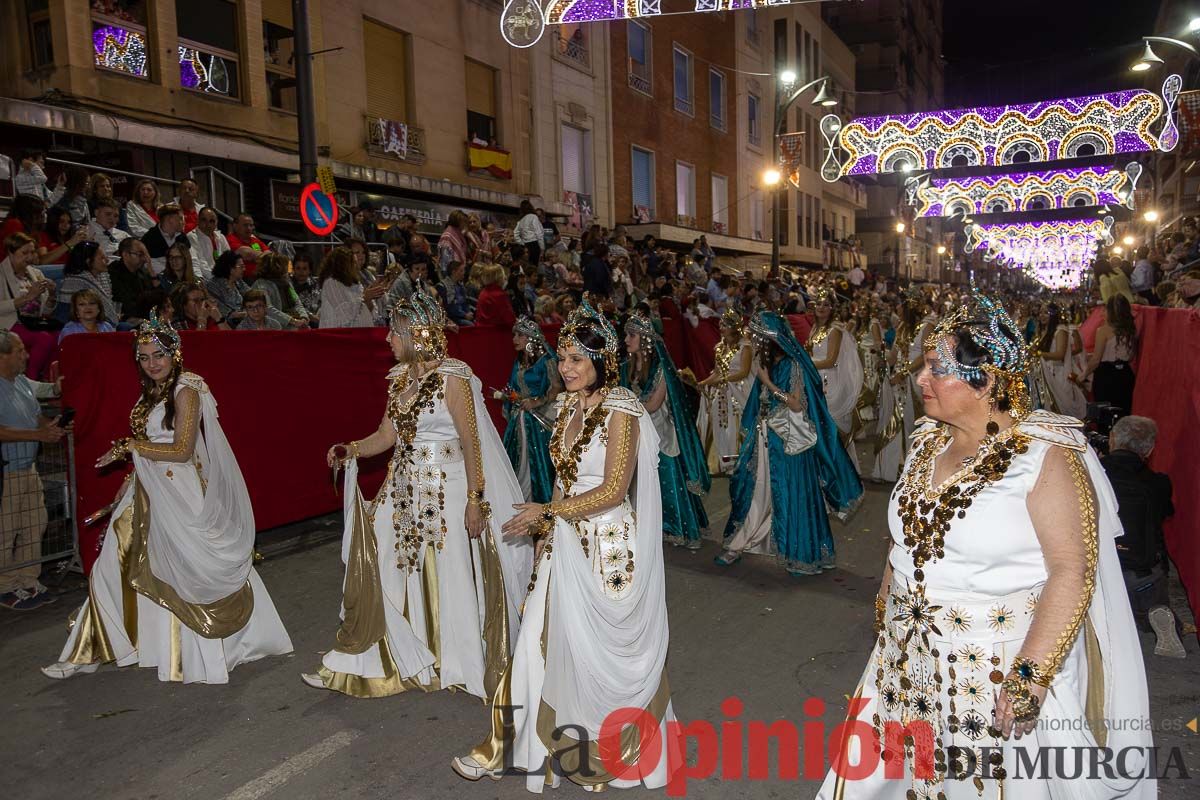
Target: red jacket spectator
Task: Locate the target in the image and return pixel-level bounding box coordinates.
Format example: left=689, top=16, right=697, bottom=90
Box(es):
left=475, top=283, right=516, bottom=327
left=226, top=213, right=270, bottom=279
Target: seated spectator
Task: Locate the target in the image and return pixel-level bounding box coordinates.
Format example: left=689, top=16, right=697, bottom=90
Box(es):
left=169, top=281, right=228, bottom=330
left=0, top=196, right=46, bottom=259
left=123, top=179, right=160, bottom=238
left=141, top=204, right=189, bottom=276
left=57, top=241, right=118, bottom=324
left=474, top=263, right=515, bottom=327
left=206, top=250, right=251, bottom=326
left=437, top=260, right=474, bottom=326
left=318, top=246, right=383, bottom=328
left=1101, top=416, right=1183, bottom=659
left=139, top=288, right=172, bottom=325
left=187, top=206, right=229, bottom=280
left=87, top=172, right=114, bottom=217
left=58, top=288, right=116, bottom=343
left=346, top=237, right=378, bottom=286
left=174, top=178, right=205, bottom=233
left=1, top=232, right=59, bottom=379
left=534, top=294, right=562, bottom=325
left=109, top=238, right=154, bottom=323
left=238, top=290, right=282, bottom=330
left=292, top=252, right=321, bottom=318
left=53, top=167, right=90, bottom=227
left=226, top=213, right=270, bottom=278
left=158, top=241, right=197, bottom=294
left=251, top=252, right=308, bottom=329
left=39, top=207, right=86, bottom=267
left=88, top=198, right=129, bottom=261
left=555, top=293, right=577, bottom=321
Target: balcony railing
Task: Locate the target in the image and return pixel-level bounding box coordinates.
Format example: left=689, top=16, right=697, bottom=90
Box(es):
left=674, top=94, right=694, bottom=116
left=628, top=70, right=651, bottom=95
left=557, top=34, right=590, bottom=70
left=366, top=117, right=426, bottom=165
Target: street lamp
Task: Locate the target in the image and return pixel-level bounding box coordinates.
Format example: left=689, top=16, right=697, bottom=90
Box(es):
left=1112, top=246, right=1124, bottom=255
left=1191, top=18, right=1200, bottom=32
left=936, top=244, right=947, bottom=255
left=895, top=221, right=906, bottom=234
left=1144, top=209, right=1160, bottom=222
left=1131, top=36, right=1197, bottom=71
left=769, top=74, right=838, bottom=277
left=1122, top=235, right=1135, bottom=246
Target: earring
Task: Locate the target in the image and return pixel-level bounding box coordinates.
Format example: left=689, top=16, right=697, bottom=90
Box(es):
left=985, top=397, right=1000, bottom=439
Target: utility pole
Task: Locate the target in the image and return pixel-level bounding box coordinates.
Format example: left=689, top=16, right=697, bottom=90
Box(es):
left=293, top=0, right=319, bottom=184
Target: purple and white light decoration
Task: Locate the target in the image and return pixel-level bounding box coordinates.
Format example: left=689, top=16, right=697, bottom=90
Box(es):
left=905, top=163, right=1142, bottom=217
left=92, top=24, right=148, bottom=79
left=820, top=78, right=1179, bottom=181
left=964, top=218, right=1115, bottom=291
left=179, top=46, right=234, bottom=96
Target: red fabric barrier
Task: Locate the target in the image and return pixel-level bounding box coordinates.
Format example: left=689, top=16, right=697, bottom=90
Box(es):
left=61, top=326, right=527, bottom=574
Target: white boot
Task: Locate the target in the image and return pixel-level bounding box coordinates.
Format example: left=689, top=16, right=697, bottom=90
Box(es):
left=41, top=661, right=99, bottom=680
left=300, top=672, right=328, bottom=689
left=451, top=755, right=503, bottom=782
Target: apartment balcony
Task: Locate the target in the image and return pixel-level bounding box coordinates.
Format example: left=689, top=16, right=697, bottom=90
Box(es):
left=555, top=33, right=591, bottom=71
left=365, top=117, right=426, bottom=166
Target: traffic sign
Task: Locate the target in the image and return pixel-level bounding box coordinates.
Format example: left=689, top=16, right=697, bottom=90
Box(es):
left=316, top=165, right=337, bottom=196
left=300, top=182, right=338, bottom=237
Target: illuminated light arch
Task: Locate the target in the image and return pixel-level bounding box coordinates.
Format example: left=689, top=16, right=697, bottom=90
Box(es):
left=1059, top=125, right=1115, bottom=159
left=825, top=84, right=1171, bottom=180
left=935, top=138, right=985, bottom=168
left=909, top=166, right=1137, bottom=217
left=878, top=143, right=923, bottom=173
left=982, top=194, right=1015, bottom=214
left=1023, top=191, right=1055, bottom=211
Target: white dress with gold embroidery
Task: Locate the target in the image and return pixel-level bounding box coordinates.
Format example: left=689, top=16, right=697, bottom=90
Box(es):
left=467, top=388, right=682, bottom=793
left=57, top=373, right=293, bottom=684
left=819, top=411, right=1154, bottom=800
left=318, top=360, right=531, bottom=700
left=697, top=339, right=752, bottom=475
left=811, top=322, right=864, bottom=473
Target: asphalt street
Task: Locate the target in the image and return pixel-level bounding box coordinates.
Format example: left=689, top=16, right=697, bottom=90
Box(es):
left=3, top=468, right=1198, bottom=799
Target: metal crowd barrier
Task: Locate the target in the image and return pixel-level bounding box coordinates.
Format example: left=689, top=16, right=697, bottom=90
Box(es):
left=0, top=401, right=79, bottom=582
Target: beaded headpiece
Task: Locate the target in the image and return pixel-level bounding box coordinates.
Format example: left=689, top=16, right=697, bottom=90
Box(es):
left=623, top=311, right=659, bottom=342
left=135, top=313, right=182, bottom=365
left=719, top=308, right=742, bottom=330
left=390, top=292, right=447, bottom=360
left=559, top=293, right=620, bottom=383
left=513, top=315, right=553, bottom=359
left=926, top=286, right=1031, bottom=415
left=748, top=310, right=781, bottom=344
left=810, top=285, right=837, bottom=306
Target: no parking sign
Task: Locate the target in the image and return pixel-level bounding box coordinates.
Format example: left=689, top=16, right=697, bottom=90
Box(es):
left=300, top=182, right=338, bottom=236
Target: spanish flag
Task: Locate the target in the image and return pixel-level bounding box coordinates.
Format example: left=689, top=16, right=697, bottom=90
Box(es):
left=468, top=143, right=513, bottom=180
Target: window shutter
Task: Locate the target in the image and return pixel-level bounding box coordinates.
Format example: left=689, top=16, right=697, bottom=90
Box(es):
left=363, top=20, right=408, bottom=122
left=465, top=59, right=497, bottom=117
left=261, top=0, right=292, bottom=25
left=632, top=149, right=653, bottom=212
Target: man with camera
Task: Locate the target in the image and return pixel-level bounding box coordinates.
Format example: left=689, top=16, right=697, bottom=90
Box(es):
left=1101, top=415, right=1185, bottom=658
left=0, top=330, right=65, bottom=611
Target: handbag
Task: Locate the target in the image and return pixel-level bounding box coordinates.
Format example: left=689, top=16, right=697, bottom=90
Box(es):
left=766, top=404, right=818, bottom=455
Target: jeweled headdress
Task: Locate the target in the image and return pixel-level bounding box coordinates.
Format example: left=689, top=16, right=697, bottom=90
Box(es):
left=513, top=315, right=553, bottom=359
left=135, top=313, right=182, bottom=364
left=390, top=292, right=447, bottom=360
left=810, top=285, right=837, bottom=306
left=559, top=293, right=620, bottom=384
left=748, top=310, right=781, bottom=344
left=926, top=286, right=1031, bottom=416
left=623, top=310, right=659, bottom=342
left=719, top=308, right=742, bottom=330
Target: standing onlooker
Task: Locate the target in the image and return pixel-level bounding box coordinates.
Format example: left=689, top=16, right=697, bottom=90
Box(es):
left=57, top=241, right=118, bottom=324
left=292, top=252, right=321, bottom=318
left=1, top=233, right=58, bottom=379
left=437, top=210, right=469, bottom=278
left=14, top=150, right=59, bottom=205
left=123, top=179, right=160, bottom=238
left=1095, top=257, right=1134, bottom=304
left=582, top=241, right=612, bottom=298
left=0, top=330, right=64, bottom=610
left=1130, top=247, right=1155, bottom=303
left=87, top=198, right=130, bottom=261
left=538, top=208, right=560, bottom=251
left=206, top=251, right=250, bottom=326
left=465, top=213, right=491, bottom=263
left=174, top=177, right=205, bottom=232
left=512, top=200, right=543, bottom=267
left=225, top=213, right=270, bottom=278
left=187, top=206, right=230, bottom=280
left=53, top=168, right=90, bottom=227
left=318, top=246, right=384, bottom=328
left=141, top=204, right=189, bottom=276
left=473, top=263, right=515, bottom=326
left=108, top=238, right=154, bottom=323
left=1073, top=294, right=1138, bottom=415
left=238, top=290, right=283, bottom=330
left=1101, top=416, right=1183, bottom=658
left=58, top=288, right=116, bottom=343
left=251, top=252, right=309, bottom=328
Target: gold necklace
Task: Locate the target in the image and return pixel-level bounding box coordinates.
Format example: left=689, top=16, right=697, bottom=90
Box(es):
left=808, top=323, right=833, bottom=352
left=550, top=392, right=609, bottom=494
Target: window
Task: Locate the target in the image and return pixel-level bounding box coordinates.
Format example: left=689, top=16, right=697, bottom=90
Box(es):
left=676, top=162, right=696, bottom=222
left=673, top=46, right=693, bottom=115
left=746, top=9, right=760, bottom=46
left=466, top=59, right=499, bottom=145
left=364, top=19, right=409, bottom=123
left=177, top=0, right=241, bottom=99
left=92, top=0, right=149, bottom=79
left=711, top=174, right=728, bottom=233
left=561, top=124, right=591, bottom=195
left=774, top=19, right=787, bottom=74
left=803, top=31, right=812, bottom=83
left=709, top=69, right=726, bottom=131
left=631, top=146, right=655, bottom=220
left=748, top=93, right=761, bottom=146
left=627, top=21, right=651, bottom=95
left=796, top=25, right=805, bottom=83
left=751, top=190, right=764, bottom=241
left=263, top=0, right=296, bottom=111
left=26, top=0, right=53, bottom=68
left=557, top=23, right=590, bottom=70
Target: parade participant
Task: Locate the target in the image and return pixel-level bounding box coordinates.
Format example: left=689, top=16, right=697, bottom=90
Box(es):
left=501, top=316, right=559, bottom=504
left=624, top=309, right=710, bottom=549
left=42, top=317, right=293, bottom=683
left=1037, top=303, right=1087, bottom=418
left=852, top=301, right=884, bottom=438
left=452, top=298, right=681, bottom=793
left=696, top=308, right=753, bottom=475
left=818, top=290, right=1154, bottom=800
left=303, top=293, right=531, bottom=699
left=717, top=311, right=862, bottom=574
left=870, top=299, right=921, bottom=483
left=807, top=287, right=865, bottom=472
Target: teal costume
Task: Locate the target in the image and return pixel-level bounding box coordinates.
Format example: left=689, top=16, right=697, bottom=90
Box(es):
left=625, top=314, right=710, bottom=547
left=502, top=319, right=556, bottom=504
left=723, top=312, right=862, bottom=573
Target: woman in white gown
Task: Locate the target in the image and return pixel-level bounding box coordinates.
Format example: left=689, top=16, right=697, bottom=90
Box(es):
left=42, top=317, right=293, bottom=684
left=852, top=301, right=884, bottom=440
left=819, top=289, right=1154, bottom=800
left=807, top=287, right=864, bottom=473
left=1038, top=303, right=1088, bottom=418
left=696, top=309, right=753, bottom=475
left=452, top=299, right=681, bottom=793
left=303, top=294, right=532, bottom=699
left=870, top=300, right=934, bottom=483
